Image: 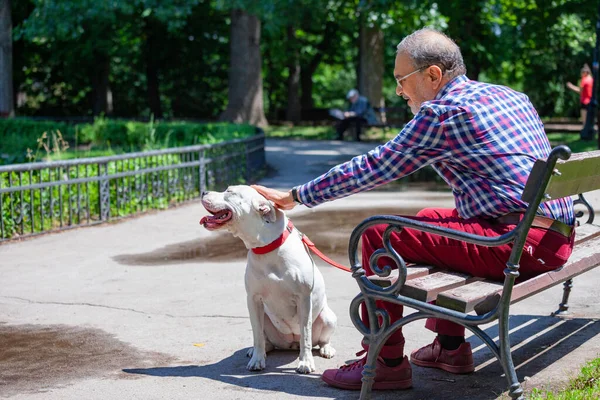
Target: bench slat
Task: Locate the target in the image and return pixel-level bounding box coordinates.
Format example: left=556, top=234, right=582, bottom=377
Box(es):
left=574, top=222, right=600, bottom=243
left=434, top=280, right=503, bottom=313
left=400, top=271, right=479, bottom=302
left=367, top=265, right=434, bottom=288
left=436, top=232, right=600, bottom=314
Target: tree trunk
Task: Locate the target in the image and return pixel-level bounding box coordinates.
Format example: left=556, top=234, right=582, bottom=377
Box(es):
left=358, top=24, right=384, bottom=109
left=219, top=9, right=267, bottom=127
left=285, top=25, right=301, bottom=122
left=144, top=20, right=163, bottom=119
left=90, top=51, right=110, bottom=116
left=0, top=0, right=13, bottom=117
left=300, top=70, right=314, bottom=111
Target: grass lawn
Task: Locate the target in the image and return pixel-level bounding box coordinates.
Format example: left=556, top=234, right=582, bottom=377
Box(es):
left=546, top=132, right=599, bottom=153
left=528, top=358, right=600, bottom=399
left=265, top=125, right=336, bottom=140
left=265, top=124, right=397, bottom=142
left=266, top=125, right=600, bottom=153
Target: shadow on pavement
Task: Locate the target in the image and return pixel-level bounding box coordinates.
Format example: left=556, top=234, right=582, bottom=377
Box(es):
left=123, top=348, right=347, bottom=399
left=408, top=315, right=600, bottom=400
left=122, top=316, right=599, bottom=400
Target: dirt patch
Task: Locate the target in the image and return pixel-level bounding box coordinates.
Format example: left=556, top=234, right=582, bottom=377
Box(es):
left=0, top=324, right=175, bottom=397
left=113, top=207, right=421, bottom=266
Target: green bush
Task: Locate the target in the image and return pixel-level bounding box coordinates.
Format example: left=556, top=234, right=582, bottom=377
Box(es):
left=83, top=118, right=256, bottom=149
left=0, top=119, right=78, bottom=164
left=0, top=118, right=257, bottom=165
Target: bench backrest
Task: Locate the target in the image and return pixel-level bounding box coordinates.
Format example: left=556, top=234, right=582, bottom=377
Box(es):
left=522, top=147, right=600, bottom=204
left=502, top=146, right=600, bottom=279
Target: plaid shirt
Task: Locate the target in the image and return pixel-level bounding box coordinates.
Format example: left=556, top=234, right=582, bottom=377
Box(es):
left=297, top=75, right=574, bottom=225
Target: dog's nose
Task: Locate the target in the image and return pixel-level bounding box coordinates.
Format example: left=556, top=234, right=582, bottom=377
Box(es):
left=201, top=191, right=208, bottom=198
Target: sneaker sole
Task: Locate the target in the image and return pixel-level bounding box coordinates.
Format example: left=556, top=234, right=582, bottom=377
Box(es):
left=321, top=375, right=412, bottom=391
left=410, top=357, right=474, bottom=374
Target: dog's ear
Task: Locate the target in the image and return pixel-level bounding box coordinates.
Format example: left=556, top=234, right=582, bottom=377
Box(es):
left=252, top=198, right=277, bottom=223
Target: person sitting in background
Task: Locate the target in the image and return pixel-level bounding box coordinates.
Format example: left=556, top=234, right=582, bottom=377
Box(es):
left=334, top=89, right=378, bottom=141
left=566, top=63, right=593, bottom=127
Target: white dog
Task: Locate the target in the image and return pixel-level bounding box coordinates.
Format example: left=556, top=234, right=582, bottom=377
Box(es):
left=200, top=185, right=337, bottom=373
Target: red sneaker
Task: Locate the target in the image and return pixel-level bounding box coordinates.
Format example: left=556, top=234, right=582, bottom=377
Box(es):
left=321, top=351, right=412, bottom=390
left=410, top=338, right=474, bottom=374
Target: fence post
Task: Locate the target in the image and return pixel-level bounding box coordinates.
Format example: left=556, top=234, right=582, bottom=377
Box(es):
left=245, top=140, right=252, bottom=182
left=0, top=190, right=4, bottom=239
left=98, top=162, right=110, bottom=221
left=198, top=149, right=205, bottom=195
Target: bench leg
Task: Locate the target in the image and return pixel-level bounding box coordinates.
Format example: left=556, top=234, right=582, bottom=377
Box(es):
left=359, top=346, right=379, bottom=400
left=553, top=279, right=573, bottom=316
left=498, top=309, right=524, bottom=399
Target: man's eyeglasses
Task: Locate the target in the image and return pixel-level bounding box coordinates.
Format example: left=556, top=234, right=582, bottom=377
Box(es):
left=395, top=66, right=428, bottom=90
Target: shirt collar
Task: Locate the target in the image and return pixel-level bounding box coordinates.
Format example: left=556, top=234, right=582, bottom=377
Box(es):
left=435, top=75, right=468, bottom=100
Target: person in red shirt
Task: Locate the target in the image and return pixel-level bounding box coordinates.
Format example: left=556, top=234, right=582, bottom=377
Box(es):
left=567, top=63, right=593, bottom=125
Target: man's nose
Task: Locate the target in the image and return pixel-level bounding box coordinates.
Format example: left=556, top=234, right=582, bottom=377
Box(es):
left=396, top=85, right=403, bottom=97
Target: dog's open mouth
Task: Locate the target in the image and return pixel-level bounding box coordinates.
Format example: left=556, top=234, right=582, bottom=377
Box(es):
left=200, top=208, right=233, bottom=229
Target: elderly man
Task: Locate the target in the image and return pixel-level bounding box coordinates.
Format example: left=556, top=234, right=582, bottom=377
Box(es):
left=253, top=27, right=574, bottom=391
left=335, top=89, right=378, bottom=141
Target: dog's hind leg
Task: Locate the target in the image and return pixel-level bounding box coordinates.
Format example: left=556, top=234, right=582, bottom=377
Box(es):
left=313, top=303, right=337, bottom=359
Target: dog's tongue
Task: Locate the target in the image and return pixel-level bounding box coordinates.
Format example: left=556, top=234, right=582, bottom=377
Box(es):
left=200, top=209, right=230, bottom=226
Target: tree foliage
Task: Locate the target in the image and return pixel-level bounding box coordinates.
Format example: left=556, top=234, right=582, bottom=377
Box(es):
left=8, top=0, right=598, bottom=121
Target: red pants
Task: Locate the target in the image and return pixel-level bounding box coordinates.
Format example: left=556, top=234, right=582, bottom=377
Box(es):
left=361, top=208, right=575, bottom=358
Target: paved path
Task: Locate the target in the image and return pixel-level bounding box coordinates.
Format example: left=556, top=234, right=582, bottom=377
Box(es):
left=1, top=139, right=600, bottom=400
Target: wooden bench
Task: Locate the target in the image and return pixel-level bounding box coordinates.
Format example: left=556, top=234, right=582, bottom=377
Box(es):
left=347, top=146, right=600, bottom=399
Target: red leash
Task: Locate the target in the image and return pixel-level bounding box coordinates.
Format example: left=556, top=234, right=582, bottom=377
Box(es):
left=300, top=234, right=352, bottom=273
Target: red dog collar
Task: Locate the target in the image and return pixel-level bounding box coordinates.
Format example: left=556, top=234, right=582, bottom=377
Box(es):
left=251, top=220, right=295, bottom=255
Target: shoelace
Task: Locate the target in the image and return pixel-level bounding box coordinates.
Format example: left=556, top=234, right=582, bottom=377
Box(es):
left=339, top=349, right=367, bottom=371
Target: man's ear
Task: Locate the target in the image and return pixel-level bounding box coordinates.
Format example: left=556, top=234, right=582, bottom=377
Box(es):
left=252, top=198, right=277, bottom=223
left=427, top=65, right=444, bottom=89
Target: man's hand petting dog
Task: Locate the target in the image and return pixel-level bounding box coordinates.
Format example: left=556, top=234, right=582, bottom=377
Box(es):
left=251, top=185, right=296, bottom=210
left=200, top=185, right=337, bottom=374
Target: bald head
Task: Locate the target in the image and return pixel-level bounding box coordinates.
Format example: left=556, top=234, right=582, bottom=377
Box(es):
left=397, top=28, right=466, bottom=79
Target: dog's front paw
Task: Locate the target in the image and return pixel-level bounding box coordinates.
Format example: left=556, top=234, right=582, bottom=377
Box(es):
left=296, top=357, right=315, bottom=374
left=247, top=354, right=266, bottom=371
left=319, top=343, right=336, bottom=359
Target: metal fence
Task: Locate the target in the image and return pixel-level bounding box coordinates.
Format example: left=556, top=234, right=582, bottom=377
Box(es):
left=0, top=134, right=265, bottom=242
